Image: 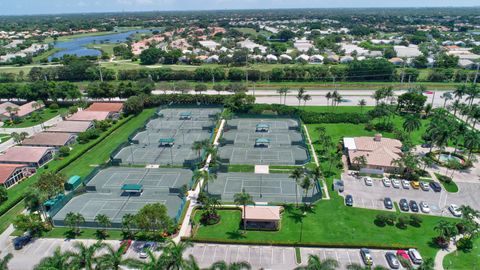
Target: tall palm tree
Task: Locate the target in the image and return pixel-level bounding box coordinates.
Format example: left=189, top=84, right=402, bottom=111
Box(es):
left=192, top=141, right=206, bottom=159
left=276, top=87, right=289, bottom=104
left=64, top=212, right=85, bottom=236
left=211, top=260, right=251, bottom=270
left=299, top=176, right=313, bottom=208
left=297, top=88, right=306, bottom=108
left=358, top=99, right=367, bottom=113
left=194, top=169, right=217, bottom=193
left=465, top=84, right=480, bottom=106
left=295, top=255, right=339, bottom=270
left=96, top=243, right=132, bottom=270
left=121, top=213, right=136, bottom=238
left=302, top=94, right=312, bottom=107
left=70, top=241, right=106, bottom=270
left=34, top=247, right=74, bottom=270
left=0, top=253, right=12, bottom=270
left=453, top=84, right=467, bottom=101
left=434, top=220, right=458, bottom=243
left=325, top=92, right=332, bottom=107
left=463, top=130, right=480, bottom=160
left=440, top=92, right=453, bottom=108
left=448, top=99, right=462, bottom=116
left=233, top=189, right=254, bottom=232
left=289, top=167, right=304, bottom=207
left=402, top=114, right=422, bottom=133
left=94, top=214, right=112, bottom=236
left=125, top=249, right=166, bottom=270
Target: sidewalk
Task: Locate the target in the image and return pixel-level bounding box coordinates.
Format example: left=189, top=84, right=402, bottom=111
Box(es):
left=0, top=115, right=63, bottom=136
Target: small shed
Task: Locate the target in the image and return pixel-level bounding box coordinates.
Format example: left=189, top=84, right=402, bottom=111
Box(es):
left=179, top=112, right=192, bottom=120
left=121, top=184, right=143, bottom=194
left=159, top=138, right=175, bottom=147
left=255, top=123, right=270, bottom=132
left=65, top=175, right=81, bottom=191
left=241, top=206, right=281, bottom=230
left=254, top=138, right=270, bottom=148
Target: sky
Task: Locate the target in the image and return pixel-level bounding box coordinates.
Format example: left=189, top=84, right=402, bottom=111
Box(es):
left=1, top=0, right=479, bottom=16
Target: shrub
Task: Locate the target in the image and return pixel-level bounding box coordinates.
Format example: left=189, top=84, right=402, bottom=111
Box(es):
left=397, top=216, right=409, bottom=229
left=49, top=103, right=60, bottom=110
left=409, top=215, right=422, bottom=227
left=374, top=122, right=395, bottom=132
left=375, top=214, right=388, bottom=226
left=59, top=146, right=70, bottom=157
left=456, top=236, right=474, bottom=252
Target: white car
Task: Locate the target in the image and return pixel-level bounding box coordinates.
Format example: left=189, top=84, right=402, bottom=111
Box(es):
left=364, top=177, right=373, bottom=186
left=401, top=180, right=410, bottom=189
left=449, top=204, right=462, bottom=217
left=420, top=181, right=430, bottom=191
left=420, top=201, right=430, bottom=213
left=408, top=248, right=423, bottom=265
left=391, top=179, right=400, bottom=188
left=382, top=177, right=391, bottom=187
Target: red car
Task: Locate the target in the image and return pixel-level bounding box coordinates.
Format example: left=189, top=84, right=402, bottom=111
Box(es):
left=120, top=239, right=132, bottom=254
left=396, top=250, right=411, bottom=266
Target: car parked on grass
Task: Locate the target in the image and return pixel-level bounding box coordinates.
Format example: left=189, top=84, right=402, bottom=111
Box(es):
left=364, top=177, right=373, bottom=186
left=399, top=199, right=409, bottom=212
left=401, top=180, right=410, bottom=189
left=384, top=197, right=393, bottom=209
left=385, top=252, right=400, bottom=269
left=391, top=179, right=400, bottom=188
left=139, top=242, right=156, bottom=259
left=430, top=182, right=442, bottom=192
left=420, top=201, right=430, bottom=213
left=409, top=200, right=419, bottom=212
left=408, top=248, right=423, bottom=264
left=345, top=195, right=353, bottom=206
left=420, top=181, right=430, bottom=191
left=396, top=250, right=411, bottom=267
left=382, top=177, right=391, bottom=187
left=411, top=181, right=420, bottom=189
left=448, top=204, right=462, bottom=217
left=360, top=248, right=373, bottom=266
left=13, top=233, right=32, bottom=250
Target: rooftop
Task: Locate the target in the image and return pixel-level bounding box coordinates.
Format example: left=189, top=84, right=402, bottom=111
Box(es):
left=48, top=121, right=92, bottom=133
left=0, top=164, right=26, bottom=184
left=242, top=206, right=282, bottom=221
left=345, top=136, right=402, bottom=168
left=16, top=101, right=45, bottom=118
left=22, top=132, right=74, bottom=147
left=67, top=111, right=110, bottom=121
left=0, top=146, right=52, bottom=163
left=85, top=102, right=123, bottom=113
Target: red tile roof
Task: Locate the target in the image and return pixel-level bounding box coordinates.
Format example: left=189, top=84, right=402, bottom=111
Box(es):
left=22, top=132, right=74, bottom=147
left=0, top=146, right=52, bottom=163
left=0, top=164, right=26, bottom=184
left=67, top=111, right=110, bottom=121
left=48, top=121, right=92, bottom=133
left=85, top=102, right=123, bottom=113
left=16, top=101, right=45, bottom=117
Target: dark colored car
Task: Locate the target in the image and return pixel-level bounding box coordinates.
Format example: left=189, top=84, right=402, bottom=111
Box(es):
left=345, top=195, right=353, bottom=206
left=399, top=199, right=409, bottom=212
left=430, top=182, right=442, bottom=192
left=384, top=197, right=393, bottom=209
left=13, top=234, right=32, bottom=250
left=385, top=252, right=400, bottom=269
left=409, top=200, right=419, bottom=212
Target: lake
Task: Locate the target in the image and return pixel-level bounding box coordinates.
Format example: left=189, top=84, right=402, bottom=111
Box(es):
left=49, top=29, right=158, bottom=60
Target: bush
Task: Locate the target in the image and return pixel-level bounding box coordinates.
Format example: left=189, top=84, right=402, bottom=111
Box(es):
left=0, top=186, right=8, bottom=203
left=374, top=122, right=395, bottom=132
left=77, top=129, right=101, bottom=144
left=59, top=146, right=70, bottom=157
left=409, top=215, right=422, bottom=227
left=49, top=103, right=60, bottom=110
left=375, top=214, right=388, bottom=226
left=456, top=236, right=474, bottom=252
left=397, top=216, right=409, bottom=229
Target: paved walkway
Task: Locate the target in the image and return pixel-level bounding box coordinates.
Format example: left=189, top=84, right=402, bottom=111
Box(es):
left=434, top=236, right=461, bottom=270
left=0, top=115, right=63, bottom=136
left=303, top=124, right=330, bottom=200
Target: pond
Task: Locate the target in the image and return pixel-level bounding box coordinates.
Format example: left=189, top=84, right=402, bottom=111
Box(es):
left=48, top=29, right=160, bottom=60
left=438, top=153, right=464, bottom=164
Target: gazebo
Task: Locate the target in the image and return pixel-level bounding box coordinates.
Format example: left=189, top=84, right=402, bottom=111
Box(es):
left=121, top=184, right=143, bottom=194
left=159, top=138, right=175, bottom=147
left=255, top=123, right=270, bottom=132
left=241, top=206, right=282, bottom=231
left=254, top=138, right=270, bottom=148
left=179, top=112, right=192, bottom=120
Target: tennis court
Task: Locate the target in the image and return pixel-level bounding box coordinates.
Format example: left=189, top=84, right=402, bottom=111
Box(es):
left=222, top=131, right=303, bottom=146
left=113, top=144, right=201, bottom=166
left=52, top=167, right=193, bottom=227
left=132, top=129, right=211, bottom=145
left=227, top=118, right=299, bottom=131
left=158, top=108, right=221, bottom=120
left=146, top=119, right=215, bottom=131
left=219, top=146, right=308, bottom=165
left=208, top=172, right=322, bottom=203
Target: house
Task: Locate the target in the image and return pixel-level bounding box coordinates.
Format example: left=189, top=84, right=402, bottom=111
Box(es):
left=0, top=146, right=54, bottom=168
left=279, top=54, right=292, bottom=62
left=343, top=134, right=403, bottom=173
left=67, top=111, right=110, bottom=122
left=389, top=57, right=405, bottom=66
left=0, top=164, right=34, bottom=189
left=198, top=40, right=219, bottom=51
left=22, top=132, right=76, bottom=148
left=206, top=55, right=220, bottom=63
left=295, top=54, right=310, bottom=62
left=394, top=45, right=422, bottom=58
left=0, top=102, right=19, bottom=121
left=48, top=121, right=93, bottom=134
left=293, top=38, right=314, bottom=52
left=237, top=40, right=267, bottom=53
left=458, top=59, right=475, bottom=69
left=1, top=101, right=44, bottom=120
left=85, top=102, right=123, bottom=119
left=266, top=54, right=278, bottom=62
left=241, top=205, right=282, bottom=230
left=309, top=55, right=324, bottom=63
left=340, top=56, right=354, bottom=63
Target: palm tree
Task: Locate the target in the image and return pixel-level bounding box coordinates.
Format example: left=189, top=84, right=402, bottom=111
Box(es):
left=194, top=169, right=217, bottom=193
left=402, top=114, right=422, bottom=133
left=448, top=99, right=462, bottom=116
left=465, top=84, right=480, bottom=106
left=434, top=220, right=458, bottom=245
left=441, top=92, right=453, bottom=108
left=459, top=205, right=480, bottom=221
left=295, top=255, right=339, bottom=270
left=358, top=99, right=367, bottom=113
left=70, top=241, right=106, bottom=270
left=463, top=130, right=480, bottom=160
left=276, top=87, right=289, bottom=104
left=453, top=84, right=467, bottom=101
left=211, top=260, right=251, bottom=270
left=64, top=212, right=85, bottom=236
left=5, top=106, right=19, bottom=121
left=96, top=243, right=133, bottom=270
left=289, top=167, right=304, bottom=207
left=158, top=240, right=194, bottom=270
left=121, top=213, right=136, bottom=238
left=184, top=255, right=201, bottom=270
left=95, top=214, right=112, bottom=236
left=0, top=253, right=12, bottom=270
left=233, top=189, right=254, bottom=232
left=325, top=92, right=332, bottom=107
left=34, top=247, right=74, bottom=270
left=302, top=94, right=312, bottom=107
left=297, top=88, right=306, bottom=108
left=192, top=141, right=205, bottom=159
left=299, top=176, right=313, bottom=208
left=125, top=249, right=165, bottom=270
left=352, top=155, right=367, bottom=170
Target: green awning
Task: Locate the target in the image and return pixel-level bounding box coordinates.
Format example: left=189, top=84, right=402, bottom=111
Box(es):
left=159, top=138, right=175, bottom=143
left=255, top=138, right=271, bottom=144
left=67, top=175, right=81, bottom=185
left=43, top=194, right=65, bottom=207
left=121, top=184, right=143, bottom=192
left=180, top=112, right=192, bottom=116
left=256, top=123, right=269, bottom=129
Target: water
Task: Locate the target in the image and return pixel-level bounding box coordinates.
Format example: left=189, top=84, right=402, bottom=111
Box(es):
left=438, top=153, right=463, bottom=163
left=48, top=29, right=159, bottom=60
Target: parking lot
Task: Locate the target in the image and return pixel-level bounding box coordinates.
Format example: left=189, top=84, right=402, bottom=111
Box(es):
left=341, top=174, right=478, bottom=217
left=3, top=237, right=415, bottom=270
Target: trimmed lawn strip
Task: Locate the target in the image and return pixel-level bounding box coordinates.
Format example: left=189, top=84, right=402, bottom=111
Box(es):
left=12, top=227, right=124, bottom=240
left=434, top=173, right=459, bottom=193
left=227, top=165, right=255, bottom=173
left=301, top=106, right=374, bottom=114
left=0, top=200, right=25, bottom=233
left=443, top=237, right=480, bottom=270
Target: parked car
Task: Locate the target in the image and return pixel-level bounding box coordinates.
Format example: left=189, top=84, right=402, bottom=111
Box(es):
left=420, top=181, right=430, bottom=191
left=391, top=179, right=400, bottom=188
left=364, top=177, right=373, bottom=186
left=430, top=182, right=442, bottom=192
left=420, top=201, right=430, bottom=213
left=13, top=234, right=32, bottom=250
left=448, top=204, right=462, bottom=217
left=384, top=197, right=393, bottom=209
left=382, top=177, right=391, bottom=187
left=396, top=250, right=411, bottom=267
left=385, top=252, right=400, bottom=269
left=360, top=248, right=373, bottom=266
left=345, top=195, right=353, bottom=206
left=120, top=239, right=132, bottom=254
left=408, top=248, right=423, bottom=264
left=411, top=181, right=420, bottom=189
left=401, top=180, right=410, bottom=189
left=409, top=200, right=419, bottom=212
left=139, top=242, right=156, bottom=259
left=399, top=199, right=409, bottom=211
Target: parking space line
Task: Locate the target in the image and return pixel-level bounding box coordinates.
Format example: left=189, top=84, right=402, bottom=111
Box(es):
left=200, top=244, right=206, bottom=261
left=346, top=250, right=352, bottom=264
left=271, top=247, right=274, bottom=265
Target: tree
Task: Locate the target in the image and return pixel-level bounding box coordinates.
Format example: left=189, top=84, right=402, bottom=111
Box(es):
left=440, top=92, right=453, bottom=108
left=70, top=241, right=105, bottom=270
left=95, top=214, right=112, bottom=237
left=289, top=167, right=304, bottom=207
left=417, top=258, right=435, bottom=270
left=296, top=88, right=306, bottom=108
left=352, top=155, right=367, bottom=170
left=194, top=169, right=216, bottom=193
left=0, top=186, right=7, bottom=204
left=434, top=220, right=458, bottom=246
left=192, top=141, right=206, bottom=159
left=124, top=249, right=165, bottom=269
left=96, top=243, right=132, bottom=270
left=11, top=132, right=28, bottom=144
left=402, top=114, right=422, bottom=133
left=157, top=239, right=194, bottom=270
left=58, top=146, right=70, bottom=157
left=295, top=255, right=339, bottom=270
left=358, top=99, right=367, bottom=113
left=0, top=253, right=12, bottom=270
left=299, top=176, right=313, bottom=208
left=34, top=247, right=74, bottom=270
left=276, top=87, right=289, bottom=104
left=121, top=213, right=136, bottom=238
left=233, top=189, right=254, bottom=232
left=135, top=203, right=173, bottom=235
left=139, top=47, right=163, bottom=65
left=211, top=260, right=251, bottom=270
left=35, top=172, right=66, bottom=199
left=64, top=212, right=85, bottom=236
left=397, top=92, right=427, bottom=114
left=194, top=83, right=208, bottom=94
left=302, top=94, right=311, bottom=106
left=13, top=213, right=45, bottom=236
left=123, top=95, right=145, bottom=115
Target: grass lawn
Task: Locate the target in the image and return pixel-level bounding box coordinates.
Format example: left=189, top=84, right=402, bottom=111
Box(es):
left=0, top=134, right=11, bottom=143
left=0, top=201, right=25, bottom=233
left=443, top=237, right=480, bottom=270
left=2, top=108, right=67, bottom=128
left=32, top=48, right=63, bottom=62
left=12, top=227, right=124, bottom=240
left=434, top=173, right=459, bottom=193
left=302, top=106, right=374, bottom=114
left=227, top=164, right=255, bottom=173
left=85, top=43, right=118, bottom=55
